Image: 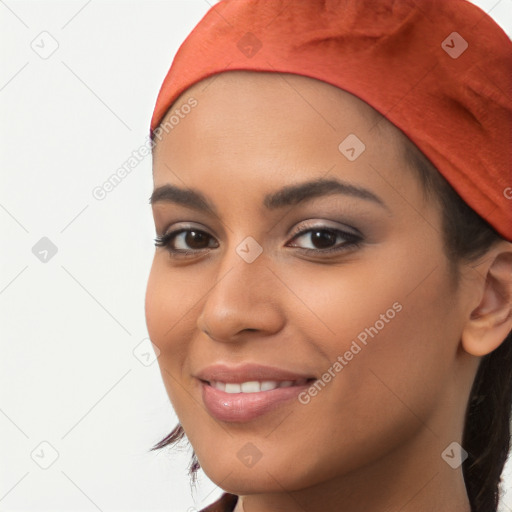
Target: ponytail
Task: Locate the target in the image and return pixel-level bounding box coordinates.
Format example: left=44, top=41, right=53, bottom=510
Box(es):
left=462, top=332, right=512, bottom=511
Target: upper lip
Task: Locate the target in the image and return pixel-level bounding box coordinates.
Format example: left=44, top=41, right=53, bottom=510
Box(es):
left=195, top=363, right=316, bottom=384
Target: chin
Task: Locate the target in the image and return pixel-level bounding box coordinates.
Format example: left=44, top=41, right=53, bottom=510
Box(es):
left=198, top=448, right=331, bottom=495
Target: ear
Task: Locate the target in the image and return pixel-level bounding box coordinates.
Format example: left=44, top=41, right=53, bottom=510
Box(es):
left=461, top=243, right=512, bottom=357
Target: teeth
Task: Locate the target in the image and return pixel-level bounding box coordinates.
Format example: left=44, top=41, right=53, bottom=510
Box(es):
left=261, top=381, right=279, bottom=391
left=241, top=381, right=261, bottom=393
left=210, top=379, right=308, bottom=393
left=225, top=383, right=241, bottom=393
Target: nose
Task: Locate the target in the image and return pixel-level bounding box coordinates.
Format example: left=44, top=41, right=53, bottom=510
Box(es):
left=196, top=245, right=285, bottom=343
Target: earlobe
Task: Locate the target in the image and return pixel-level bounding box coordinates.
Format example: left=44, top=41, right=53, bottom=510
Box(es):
left=461, top=246, right=512, bottom=357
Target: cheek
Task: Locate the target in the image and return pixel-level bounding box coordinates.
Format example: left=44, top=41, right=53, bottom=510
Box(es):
left=144, top=257, right=196, bottom=376
left=315, top=258, right=456, bottom=435
left=145, top=256, right=222, bottom=421
left=145, top=255, right=200, bottom=338
left=270, top=246, right=456, bottom=455
left=145, top=259, right=170, bottom=349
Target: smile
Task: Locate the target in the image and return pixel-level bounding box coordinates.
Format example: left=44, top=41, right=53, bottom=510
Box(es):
left=200, top=378, right=316, bottom=422
left=207, top=378, right=311, bottom=393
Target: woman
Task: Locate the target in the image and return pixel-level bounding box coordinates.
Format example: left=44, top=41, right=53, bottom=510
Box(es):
left=144, top=1, right=512, bottom=511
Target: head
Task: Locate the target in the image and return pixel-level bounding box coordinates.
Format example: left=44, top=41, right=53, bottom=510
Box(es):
left=145, top=71, right=512, bottom=511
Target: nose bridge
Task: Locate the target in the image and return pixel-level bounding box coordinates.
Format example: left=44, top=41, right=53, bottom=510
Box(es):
left=197, top=238, right=282, bottom=340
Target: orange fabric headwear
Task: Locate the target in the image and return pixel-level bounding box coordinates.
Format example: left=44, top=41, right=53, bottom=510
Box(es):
left=150, top=0, right=512, bottom=242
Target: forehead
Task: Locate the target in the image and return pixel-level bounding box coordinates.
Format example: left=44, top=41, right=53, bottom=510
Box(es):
left=173, top=71, right=384, bottom=128
left=153, top=71, right=405, bottom=167
left=150, top=71, right=425, bottom=213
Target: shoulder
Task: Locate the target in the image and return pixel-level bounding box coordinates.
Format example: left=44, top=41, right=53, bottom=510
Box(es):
left=199, top=492, right=238, bottom=512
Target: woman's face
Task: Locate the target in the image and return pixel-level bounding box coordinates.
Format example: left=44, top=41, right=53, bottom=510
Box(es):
left=146, top=72, right=475, bottom=496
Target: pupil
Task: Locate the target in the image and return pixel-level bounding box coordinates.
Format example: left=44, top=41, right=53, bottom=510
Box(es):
left=186, top=231, right=208, bottom=249
left=312, top=230, right=335, bottom=249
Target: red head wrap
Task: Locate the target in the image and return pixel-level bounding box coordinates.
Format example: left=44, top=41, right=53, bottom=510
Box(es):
left=150, top=0, right=512, bottom=241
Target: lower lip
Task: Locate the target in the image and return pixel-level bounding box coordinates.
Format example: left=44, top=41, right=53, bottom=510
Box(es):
left=200, top=380, right=313, bottom=422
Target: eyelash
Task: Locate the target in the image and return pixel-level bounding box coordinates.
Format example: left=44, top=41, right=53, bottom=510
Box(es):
left=154, top=225, right=363, bottom=258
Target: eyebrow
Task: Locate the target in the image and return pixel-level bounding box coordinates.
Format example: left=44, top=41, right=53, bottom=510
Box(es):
left=148, top=178, right=388, bottom=214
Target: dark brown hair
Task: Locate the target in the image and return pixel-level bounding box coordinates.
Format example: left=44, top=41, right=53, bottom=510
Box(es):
left=149, top=126, right=512, bottom=512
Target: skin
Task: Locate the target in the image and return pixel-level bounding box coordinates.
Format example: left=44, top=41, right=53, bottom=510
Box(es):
left=145, top=71, right=512, bottom=512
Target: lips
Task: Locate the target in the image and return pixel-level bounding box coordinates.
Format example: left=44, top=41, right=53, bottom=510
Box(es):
left=195, top=363, right=317, bottom=422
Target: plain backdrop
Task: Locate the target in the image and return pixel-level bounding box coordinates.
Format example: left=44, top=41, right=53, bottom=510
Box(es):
left=1, top=1, right=511, bottom=511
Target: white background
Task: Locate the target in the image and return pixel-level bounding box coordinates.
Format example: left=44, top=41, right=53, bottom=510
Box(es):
left=1, top=1, right=511, bottom=511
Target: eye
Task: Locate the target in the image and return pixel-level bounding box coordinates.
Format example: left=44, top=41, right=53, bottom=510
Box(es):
left=154, top=224, right=363, bottom=259
left=154, top=227, right=218, bottom=257
left=286, top=226, right=362, bottom=255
